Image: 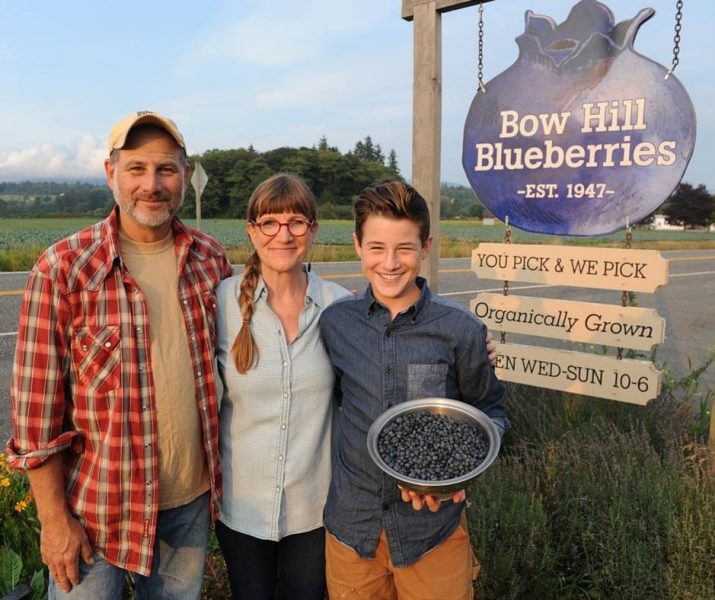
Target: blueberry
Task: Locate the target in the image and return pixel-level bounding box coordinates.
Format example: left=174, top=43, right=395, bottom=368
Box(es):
left=376, top=410, right=490, bottom=481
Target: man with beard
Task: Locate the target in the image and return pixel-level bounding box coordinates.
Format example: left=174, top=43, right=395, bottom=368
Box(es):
left=5, top=112, right=233, bottom=599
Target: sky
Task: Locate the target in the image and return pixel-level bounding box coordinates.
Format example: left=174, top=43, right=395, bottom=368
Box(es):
left=0, top=0, right=712, bottom=191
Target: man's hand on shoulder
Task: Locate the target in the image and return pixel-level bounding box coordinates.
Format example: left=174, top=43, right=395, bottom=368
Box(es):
left=485, top=329, right=497, bottom=367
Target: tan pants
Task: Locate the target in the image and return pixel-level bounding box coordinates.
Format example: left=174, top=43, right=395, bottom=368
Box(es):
left=325, top=515, right=479, bottom=600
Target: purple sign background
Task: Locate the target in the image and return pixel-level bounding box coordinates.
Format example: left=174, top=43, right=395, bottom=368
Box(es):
left=462, top=0, right=696, bottom=236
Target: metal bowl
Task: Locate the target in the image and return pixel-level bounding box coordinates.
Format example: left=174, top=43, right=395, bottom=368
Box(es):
left=366, top=397, right=501, bottom=498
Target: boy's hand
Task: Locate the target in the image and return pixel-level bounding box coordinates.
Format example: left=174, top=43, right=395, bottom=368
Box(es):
left=486, top=330, right=497, bottom=367
left=398, top=485, right=466, bottom=512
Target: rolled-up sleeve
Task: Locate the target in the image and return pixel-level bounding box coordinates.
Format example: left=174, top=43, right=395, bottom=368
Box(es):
left=6, top=269, right=77, bottom=470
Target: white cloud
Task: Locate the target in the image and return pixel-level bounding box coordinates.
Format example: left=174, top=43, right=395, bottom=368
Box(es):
left=0, top=135, right=105, bottom=181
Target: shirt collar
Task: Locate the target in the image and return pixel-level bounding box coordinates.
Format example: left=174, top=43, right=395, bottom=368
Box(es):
left=305, top=269, right=328, bottom=308
left=104, top=206, right=123, bottom=268
left=364, top=276, right=430, bottom=322
left=253, top=265, right=317, bottom=305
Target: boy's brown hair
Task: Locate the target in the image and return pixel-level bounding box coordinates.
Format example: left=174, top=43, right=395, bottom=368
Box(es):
left=354, top=178, right=431, bottom=245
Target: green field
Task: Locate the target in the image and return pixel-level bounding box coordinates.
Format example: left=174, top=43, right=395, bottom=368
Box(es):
left=2, top=217, right=715, bottom=252
left=1, top=217, right=714, bottom=271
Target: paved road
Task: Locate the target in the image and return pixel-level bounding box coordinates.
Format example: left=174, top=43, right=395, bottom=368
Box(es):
left=1, top=250, right=714, bottom=444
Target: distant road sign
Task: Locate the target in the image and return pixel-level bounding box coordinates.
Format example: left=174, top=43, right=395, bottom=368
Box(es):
left=191, top=161, right=209, bottom=196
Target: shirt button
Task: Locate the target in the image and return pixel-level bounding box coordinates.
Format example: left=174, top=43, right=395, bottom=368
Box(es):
left=385, top=366, right=392, bottom=374
left=283, top=393, right=288, bottom=399
left=278, top=455, right=284, bottom=461
left=104, top=342, right=112, bottom=348
left=385, top=331, right=392, bottom=338
left=282, top=361, right=288, bottom=367
left=382, top=503, right=390, bottom=511
left=81, top=345, right=88, bottom=351
left=281, top=424, right=286, bottom=430
left=136, top=327, right=143, bottom=333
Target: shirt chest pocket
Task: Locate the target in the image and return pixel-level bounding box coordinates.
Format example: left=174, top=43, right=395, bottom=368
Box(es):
left=407, top=363, right=448, bottom=401
left=71, top=325, right=121, bottom=394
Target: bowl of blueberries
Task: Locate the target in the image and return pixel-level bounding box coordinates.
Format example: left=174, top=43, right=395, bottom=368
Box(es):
left=367, top=397, right=501, bottom=498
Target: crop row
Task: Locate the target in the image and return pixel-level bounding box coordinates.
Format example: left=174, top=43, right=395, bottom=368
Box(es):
left=1, top=218, right=714, bottom=251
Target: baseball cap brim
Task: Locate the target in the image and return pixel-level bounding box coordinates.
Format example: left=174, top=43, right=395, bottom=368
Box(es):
left=107, top=111, right=186, bottom=154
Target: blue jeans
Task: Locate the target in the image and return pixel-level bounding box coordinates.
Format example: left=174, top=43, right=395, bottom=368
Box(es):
left=49, top=492, right=210, bottom=600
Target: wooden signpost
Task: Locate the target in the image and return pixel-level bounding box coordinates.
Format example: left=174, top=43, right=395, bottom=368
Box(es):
left=402, top=0, right=495, bottom=290
left=494, top=343, right=661, bottom=405
left=401, top=1, right=670, bottom=409
left=471, top=293, right=665, bottom=351
left=471, top=243, right=669, bottom=405
left=472, top=244, right=669, bottom=292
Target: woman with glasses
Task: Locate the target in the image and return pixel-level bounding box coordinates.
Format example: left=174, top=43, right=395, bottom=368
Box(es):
left=214, top=173, right=351, bottom=599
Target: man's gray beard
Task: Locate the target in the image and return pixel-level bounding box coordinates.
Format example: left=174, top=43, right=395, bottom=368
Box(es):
left=112, top=185, right=184, bottom=228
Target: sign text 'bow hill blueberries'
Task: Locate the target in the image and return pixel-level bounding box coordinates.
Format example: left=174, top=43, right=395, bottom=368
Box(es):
left=462, top=0, right=696, bottom=236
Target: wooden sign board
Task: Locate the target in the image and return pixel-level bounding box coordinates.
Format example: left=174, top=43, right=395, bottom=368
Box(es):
left=471, top=293, right=665, bottom=350
left=472, top=243, right=668, bottom=292
left=494, top=343, right=661, bottom=405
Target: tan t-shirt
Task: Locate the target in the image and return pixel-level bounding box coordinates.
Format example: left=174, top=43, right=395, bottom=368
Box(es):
left=120, top=230, right=209, bottom=509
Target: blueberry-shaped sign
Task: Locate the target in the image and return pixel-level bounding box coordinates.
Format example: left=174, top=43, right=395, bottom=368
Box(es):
left=462, top=0, right=696, bottom=236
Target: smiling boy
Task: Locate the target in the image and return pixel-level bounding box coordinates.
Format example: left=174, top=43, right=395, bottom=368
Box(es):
left=319, top=179, right=508, bottom=599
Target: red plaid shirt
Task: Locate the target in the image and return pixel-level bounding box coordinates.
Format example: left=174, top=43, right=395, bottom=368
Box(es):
left=6, top=207, right=233, bottom=575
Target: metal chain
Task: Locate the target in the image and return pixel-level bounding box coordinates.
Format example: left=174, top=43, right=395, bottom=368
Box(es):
left=477, top=3, right=486, bottom=92
left=617, top=225, right=634, bottom=359
left=501, top=216, right=511, bottom=343
left=665, top=0, right=683, bottom=80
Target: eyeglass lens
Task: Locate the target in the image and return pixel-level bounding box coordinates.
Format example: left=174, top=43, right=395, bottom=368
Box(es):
left=255, top=219, right=311, bottom=236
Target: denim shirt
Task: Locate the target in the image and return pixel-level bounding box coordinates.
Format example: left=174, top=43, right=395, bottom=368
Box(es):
left=320, top=278, right=508, bottom=568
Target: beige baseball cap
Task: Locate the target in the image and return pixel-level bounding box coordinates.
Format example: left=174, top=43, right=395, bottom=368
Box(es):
left=107, top=110, right=186, bottom=153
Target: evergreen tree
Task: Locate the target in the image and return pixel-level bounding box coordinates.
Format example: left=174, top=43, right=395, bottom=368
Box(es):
left=662, top=183, right=714, bottom=229
left=387, top=149, right=400, bottom=175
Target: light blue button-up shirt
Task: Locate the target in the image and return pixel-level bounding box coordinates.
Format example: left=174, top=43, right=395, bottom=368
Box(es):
left=216, top=269, right=350, bottom=540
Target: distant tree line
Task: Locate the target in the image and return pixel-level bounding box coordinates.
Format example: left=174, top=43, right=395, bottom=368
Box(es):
left=0, top=135, right=488, bottom=220
left=0, top=181, right=112, bottom=217
left=181, top=135, right=402, bottom=220
left=2, top=137, right=711, bottom=227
